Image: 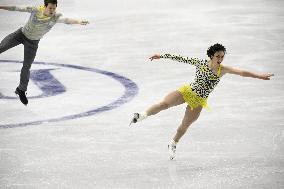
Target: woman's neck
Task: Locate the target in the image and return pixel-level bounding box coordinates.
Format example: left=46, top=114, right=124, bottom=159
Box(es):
left=208, top=60, right=219, bottom=70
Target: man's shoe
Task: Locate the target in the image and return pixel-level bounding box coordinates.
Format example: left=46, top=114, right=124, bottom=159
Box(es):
left=15, top=87, right=28, bottom=105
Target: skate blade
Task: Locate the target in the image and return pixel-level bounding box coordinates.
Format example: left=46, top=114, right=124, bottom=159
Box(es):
left=129, top=120, right=134, bottom=126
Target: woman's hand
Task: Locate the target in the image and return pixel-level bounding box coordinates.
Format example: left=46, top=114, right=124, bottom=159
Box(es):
left=259, top=73, right=274, bottom=80
left=149, top=54, right=161, bottom=61
left=80, top=20, right=89, bottom=25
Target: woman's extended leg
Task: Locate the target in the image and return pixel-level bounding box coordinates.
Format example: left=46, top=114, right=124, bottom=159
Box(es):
left=146, top=90, right=185, bottom=116
left=173, top=105, right=202, bottom=142
left=168, top=105, right=202, bottom=159
left=130, top=90, right=185, bottom=124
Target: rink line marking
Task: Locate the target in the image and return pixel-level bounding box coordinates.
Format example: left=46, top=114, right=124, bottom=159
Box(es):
left=0, top=60, right=138, bottom=128
left=1, top=68, right=66, bottom=99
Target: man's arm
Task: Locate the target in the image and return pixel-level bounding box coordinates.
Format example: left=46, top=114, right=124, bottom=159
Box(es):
left=57, top=17, right=89, bottom=25
left=0, top=5, right=15, bottom=10
left=0, top=5, right=34, bottom=12
left=222, top=65, right=274, bottom=80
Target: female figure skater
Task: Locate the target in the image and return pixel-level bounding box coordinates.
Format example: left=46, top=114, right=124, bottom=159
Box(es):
left=0, top=0, right=89, bottom=105
left=130, top=43, right=274, bottom=160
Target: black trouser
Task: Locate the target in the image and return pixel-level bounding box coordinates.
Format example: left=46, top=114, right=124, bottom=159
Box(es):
left=0, top=28, right=39, bottom=91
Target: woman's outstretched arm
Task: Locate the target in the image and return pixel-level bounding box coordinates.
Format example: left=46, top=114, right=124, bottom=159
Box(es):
left=149, top=54, right=200, bottom=66
left=222, top=65, right=274, bottom=80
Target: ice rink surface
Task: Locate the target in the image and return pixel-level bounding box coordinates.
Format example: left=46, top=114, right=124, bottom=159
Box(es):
left=0, top=0, right=284, bottom=188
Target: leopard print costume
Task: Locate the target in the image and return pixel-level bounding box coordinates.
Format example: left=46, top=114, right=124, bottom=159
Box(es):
left=160, top=54, right=222, bottom=99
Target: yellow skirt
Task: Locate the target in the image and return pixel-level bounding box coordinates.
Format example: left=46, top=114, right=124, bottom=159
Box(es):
left=178, top=84, right=209, bottom=110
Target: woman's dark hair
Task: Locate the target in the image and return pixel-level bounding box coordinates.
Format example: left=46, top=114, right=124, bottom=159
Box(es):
left=207, top=43, right=226, bottom=58
left=44, top=0, right=57, bottom=7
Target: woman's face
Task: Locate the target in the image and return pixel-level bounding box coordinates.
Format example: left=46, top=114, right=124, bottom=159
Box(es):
left=211, top=51, right=225, bottom=64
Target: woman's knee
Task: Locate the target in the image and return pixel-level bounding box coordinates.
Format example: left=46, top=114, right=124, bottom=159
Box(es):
left=191, top=114, right=200, bottom=122
left=182, top=114, right=199, bottom=127
left=159, top=101, right=170, bottom=110
left=186, top=106, right=201, bottom=121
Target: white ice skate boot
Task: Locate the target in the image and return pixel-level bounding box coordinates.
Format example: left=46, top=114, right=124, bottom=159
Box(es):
left=168, top=140, right=177, bottom=160
left=129, top=112, right=147, bottom=126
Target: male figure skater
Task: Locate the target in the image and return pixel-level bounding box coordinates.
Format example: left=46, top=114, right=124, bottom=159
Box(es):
left=0, top=0, right=89, bottom=105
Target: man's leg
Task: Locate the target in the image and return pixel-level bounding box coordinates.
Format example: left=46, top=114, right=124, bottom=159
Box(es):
left=18, top=40, right=39, bottom=91
left=0, top=28, right=23, bottom=54
left=16, top=39, right=39, bottom=105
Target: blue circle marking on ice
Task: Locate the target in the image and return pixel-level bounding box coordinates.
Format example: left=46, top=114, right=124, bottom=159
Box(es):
left=1, top=68, right=67, bottom=99
left=0, top=60, right=139, bottom=129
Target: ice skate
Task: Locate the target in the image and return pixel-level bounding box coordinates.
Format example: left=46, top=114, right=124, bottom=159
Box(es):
left=15, top=87, right=28, bottom=105
left=129, top=113, right=140, bottom=126
left=168, top=142, right=177, bottom=160
left=129, top=112, right=147, bottom=126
